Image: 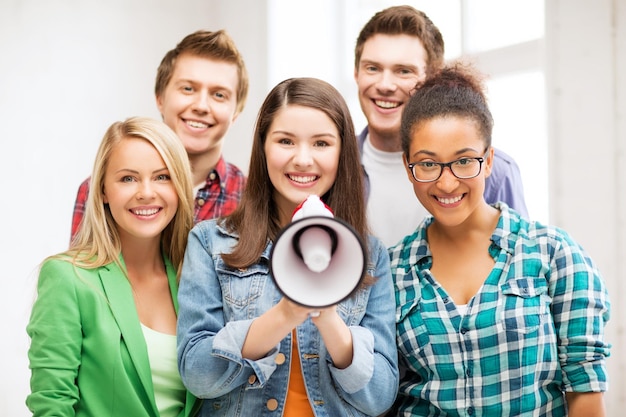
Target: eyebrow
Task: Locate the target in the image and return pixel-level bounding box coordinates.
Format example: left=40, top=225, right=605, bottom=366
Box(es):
left=114, top=167, right=169, bottom=175
left=174, top=78, right=233, bottom=92
left=270, top=130, right=338, bottom=139
left=173, top=78, right=197, bottom=85
left=412, top=148, right=481, bottom=159
left=360, top=59, right=421, bottom=71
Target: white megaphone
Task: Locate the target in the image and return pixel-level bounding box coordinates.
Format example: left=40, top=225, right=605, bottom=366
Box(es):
left=269, top=195, right=367, bottom=309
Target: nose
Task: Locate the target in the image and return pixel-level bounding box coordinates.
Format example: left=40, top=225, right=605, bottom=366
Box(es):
left=435, top=166, right=459, bottom=192
left=293, top=144, right=314, bottom=167
left=137, top=180, right=156, bottom=200
left=192, top=91, right=210, bottom=114
left=376, top=70, right=397, bottom=93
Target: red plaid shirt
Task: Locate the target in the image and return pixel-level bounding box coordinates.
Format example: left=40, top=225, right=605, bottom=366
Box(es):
left=70, top=156, right=246, bottom=241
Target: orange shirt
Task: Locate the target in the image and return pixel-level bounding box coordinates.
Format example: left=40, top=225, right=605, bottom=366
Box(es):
left=283, top=330, right=315, bottom=417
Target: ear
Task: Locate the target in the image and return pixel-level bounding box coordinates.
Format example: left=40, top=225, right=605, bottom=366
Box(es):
left=402, top=154, right=414, bottom=182
left=231, top=109, right=241, bottom=123
left=483, top=146, right=495, bottom=178
left=155, top=94, right=164, bottom=116
left=354, top=62, right=361, bottom=85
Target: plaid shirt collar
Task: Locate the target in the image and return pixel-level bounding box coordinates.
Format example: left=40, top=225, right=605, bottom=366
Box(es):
left=394, top=202, right=519, bottom=270
left=198, top=156, right=229, bottom=190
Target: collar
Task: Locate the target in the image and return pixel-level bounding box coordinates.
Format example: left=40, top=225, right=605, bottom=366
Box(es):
left=214, top=220, right=273, bottom=263
left=489, top=202, right=524, bottom=256
left=402, top=202, right=523, bottom=268
left=357, top=126, right=368, bottom=154
left=202, top=156, right=229, bottom=188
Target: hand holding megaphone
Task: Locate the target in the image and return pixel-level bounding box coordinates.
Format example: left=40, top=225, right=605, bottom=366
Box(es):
left=269, top=195, right=366, bottom=309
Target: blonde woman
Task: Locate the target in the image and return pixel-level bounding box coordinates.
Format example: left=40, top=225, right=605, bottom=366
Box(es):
left=27, top=117, right=200, bottom=416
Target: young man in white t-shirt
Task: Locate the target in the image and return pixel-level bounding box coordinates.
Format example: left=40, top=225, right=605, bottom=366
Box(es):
left=354, top=5, right=528, bottom=247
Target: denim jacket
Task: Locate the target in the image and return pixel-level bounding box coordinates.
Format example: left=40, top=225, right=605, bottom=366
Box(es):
left=177, top=219, right=399, bottom=417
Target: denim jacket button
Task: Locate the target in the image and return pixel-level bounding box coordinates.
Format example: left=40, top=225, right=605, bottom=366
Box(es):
left=248, top=374, right=257, bottom=385
left=275, top=353, right=286, bottom=365
left=266, top=398, right=279, bottom=411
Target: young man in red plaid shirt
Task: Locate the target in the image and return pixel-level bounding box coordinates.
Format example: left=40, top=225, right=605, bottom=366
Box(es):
left=70, top=30, right=249, bottom=241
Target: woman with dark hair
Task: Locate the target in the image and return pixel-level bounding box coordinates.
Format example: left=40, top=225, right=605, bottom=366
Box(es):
left=176, top=77, right=398, bottom=417
left=390, top=63, right=611, bottom=416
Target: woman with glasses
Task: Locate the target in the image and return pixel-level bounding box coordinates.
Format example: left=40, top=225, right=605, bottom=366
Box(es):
left=388, top=63, right=611, bottom=416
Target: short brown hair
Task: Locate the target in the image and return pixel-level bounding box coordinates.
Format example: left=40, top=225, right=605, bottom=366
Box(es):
left=155, top=29, right=249, bottom=115
left=355, top=5, right=445, bottom=78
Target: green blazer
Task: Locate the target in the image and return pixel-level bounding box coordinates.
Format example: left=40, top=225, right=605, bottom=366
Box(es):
left=26, top=255, right=200, bottom=417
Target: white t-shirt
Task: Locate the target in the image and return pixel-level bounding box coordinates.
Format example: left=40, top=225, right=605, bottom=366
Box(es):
left=456, top=304, right=468, bottom=316
left=362, top=136, right=430, bottom=247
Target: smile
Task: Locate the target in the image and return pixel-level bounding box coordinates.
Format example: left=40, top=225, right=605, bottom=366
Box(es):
left=185, top=120, right=209, bottom=129
left=374, top=100, right=399, bottom=109
left=131, top=208, right=161, bottom=216
left=436, top=195, right=463, bottom=205
left=288, top=174, right=318, bottom=184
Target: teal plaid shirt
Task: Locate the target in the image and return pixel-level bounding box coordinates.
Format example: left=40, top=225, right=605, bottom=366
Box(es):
left=389, top=203, right=610, bottom=417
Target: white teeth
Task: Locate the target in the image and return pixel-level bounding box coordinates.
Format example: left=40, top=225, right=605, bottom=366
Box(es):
left=375, top=100, right=399, bottom=109
left=133, top=208, right=159, bottom=216
left=288, top=175, right=317, bottom=184
left=437, top=195, right=462, bottom=205
left=186, top=120, right=209, bottom=128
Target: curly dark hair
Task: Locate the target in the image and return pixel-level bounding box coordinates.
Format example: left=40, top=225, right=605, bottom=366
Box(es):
left=401, top=62, right=493, bottom=157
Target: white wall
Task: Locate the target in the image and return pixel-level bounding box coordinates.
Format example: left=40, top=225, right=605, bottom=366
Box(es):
left=545, top=1, right=625, bottom=414
left=0, top=1, right=263, bottom=415
left=2, top=0, right=624, bottom=415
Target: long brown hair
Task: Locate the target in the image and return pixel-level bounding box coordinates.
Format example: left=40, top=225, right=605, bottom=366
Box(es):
left=222, top=78, right=368, bottom=269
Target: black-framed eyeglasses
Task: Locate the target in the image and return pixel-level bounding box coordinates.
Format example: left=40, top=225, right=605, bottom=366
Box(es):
left=407, top=152, right=487, bottom=183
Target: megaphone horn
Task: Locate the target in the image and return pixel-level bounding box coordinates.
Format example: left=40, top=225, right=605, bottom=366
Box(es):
left=269, top=195, right=367, bottom=309
left=292, top=224, right=338, bottom=273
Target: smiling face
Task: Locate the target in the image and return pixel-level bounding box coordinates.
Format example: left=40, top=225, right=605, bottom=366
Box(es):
left=155, top=53, right=240, bottom=159
left=405, top=116, right=494, bottom=228
left=355, top=33, right=428, bottom=150
left=264, top=105, right=341, bottom=224
left=103, top=137, right=179, bottom=245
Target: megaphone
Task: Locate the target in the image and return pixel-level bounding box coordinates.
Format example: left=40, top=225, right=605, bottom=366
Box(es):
left=269, top=195, right=367, bottom=309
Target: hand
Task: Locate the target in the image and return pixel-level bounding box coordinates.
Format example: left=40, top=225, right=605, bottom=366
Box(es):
left=276, top=297, right=323, bottom=325
left=309, top=304, right=338, bottom=323
left=242, top=297, right=321, bottom=360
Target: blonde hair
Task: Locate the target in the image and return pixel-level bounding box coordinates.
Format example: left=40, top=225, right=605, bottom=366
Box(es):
left=63, top=117, right=194, bottom=274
